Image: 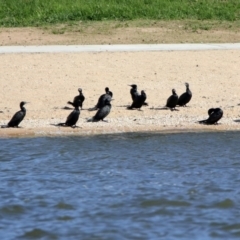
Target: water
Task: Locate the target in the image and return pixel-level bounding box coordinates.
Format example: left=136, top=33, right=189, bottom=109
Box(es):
left=1, top=131, right=240, bottom=239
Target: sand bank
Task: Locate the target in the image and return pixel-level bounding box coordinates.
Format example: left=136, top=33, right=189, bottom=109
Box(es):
left=0, top=50, right=240, bottom=138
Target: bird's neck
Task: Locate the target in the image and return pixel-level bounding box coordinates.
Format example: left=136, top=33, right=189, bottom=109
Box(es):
left=20, top=105, right=26, bottom=111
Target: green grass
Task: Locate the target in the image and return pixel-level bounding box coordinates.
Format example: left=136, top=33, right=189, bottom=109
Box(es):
left=0, top=0, right=239, bottom=27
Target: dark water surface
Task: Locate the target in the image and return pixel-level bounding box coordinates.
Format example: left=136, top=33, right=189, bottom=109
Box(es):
left=1, top=132, right=240, bottom=239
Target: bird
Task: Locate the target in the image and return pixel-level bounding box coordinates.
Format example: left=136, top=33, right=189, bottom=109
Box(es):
left=129, top=84, right=139, bottom=101
left=166, top=89, right=178, bottom=110
left=88, top=87, right=112, bottom=111
left=88, top=98, right=112, bottom=122
left=67, top=88, right=85, bottom=110
left=198, top=108, right=223, bottom=125
left=129, top=84, right=148, bottom=106
left=106, top=87, right=113, bottom=98
left=57, top=101, right=81, bottom=128
left=1, top=101, right=27, bottom=128
left=128, top=90, right=146, bottom=110
left=177, top=83, right=192, bottom=107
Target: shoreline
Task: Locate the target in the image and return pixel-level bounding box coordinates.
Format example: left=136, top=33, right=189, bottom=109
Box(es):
left=1, top=121, right=240, bottom=138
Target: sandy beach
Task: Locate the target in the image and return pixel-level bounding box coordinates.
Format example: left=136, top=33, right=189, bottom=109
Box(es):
left=0, top=49, right=240, bottom=137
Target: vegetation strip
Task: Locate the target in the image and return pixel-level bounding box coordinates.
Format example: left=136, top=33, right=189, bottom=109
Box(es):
left=0, top=0, right=240, bottom=27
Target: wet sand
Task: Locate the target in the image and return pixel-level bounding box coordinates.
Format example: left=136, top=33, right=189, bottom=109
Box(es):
left=1, top=50, right=240, bottom=138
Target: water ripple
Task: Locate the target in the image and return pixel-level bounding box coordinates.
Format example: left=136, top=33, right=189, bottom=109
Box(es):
left=0, top=132, right=240, bottom=239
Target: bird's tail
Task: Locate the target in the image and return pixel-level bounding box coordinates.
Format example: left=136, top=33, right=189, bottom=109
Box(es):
left=88, top=106, right=97, bottom=111
left=154, top=106, right=169, bottom=110
left=87, top=117, right=99, bottom=122
left=127, top=106, right=133, bottom=110
left=87, top=118, right=94, bottom=122
left=57, top=123, right=66, bottom=126
left=67, top=101, right=74, bottom=106
left=198, top=119, right=207, bottom=124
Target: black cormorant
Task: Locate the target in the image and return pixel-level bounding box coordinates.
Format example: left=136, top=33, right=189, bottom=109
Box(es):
left=198, top=108, right=223, bottom=125
left=128, top=90, right=146, bottom=110
left=88, top=98, right=112, bottom=122
left=106, top=87, right=113, bottom=98
left=177, top=83, right=192, bottom=107
left=57, top=101, right=81, bottom=128
left=129, top=84, right=148, bottom=106
left=129, top=84, right=139, bottom=101
left=88, top=87, right=112, bottom=111
left=166, top=89, right=178, bottom=110
left=1, top=101, right=27, bottom=128
left=68, top=88, right=85, bottom=110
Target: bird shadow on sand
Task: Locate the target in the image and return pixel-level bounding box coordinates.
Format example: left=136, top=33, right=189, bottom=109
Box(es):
left=50, top=123, right=81, bottom=128
left=62, top=106, right=73, bottom=110
left=150, top=107, right=179, bottom=111
left=127, top=108, right=144, bottom=111
left=234, top=119, right=240, bottom=123
left=117, top=105, right=130, bottom=108
left=1, top=125, right=23, bottom=128
left=177, top=106, right=191, bottom=108
left=117, top=105, right=142, bottom=110
left=63, top=106, right=86, bottom=110
left=52, top=106, right=86, bottom=110
left=196, top=121, right=223, bottom=125
left=86, top=119, right=109, bottom=123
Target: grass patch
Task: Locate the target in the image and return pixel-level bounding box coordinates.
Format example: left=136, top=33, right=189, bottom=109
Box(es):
left=52, top=28, right=65, bottom=34
left=42, top=19, right=240, bottom=35
left=0, top=0, right=240, bottom=27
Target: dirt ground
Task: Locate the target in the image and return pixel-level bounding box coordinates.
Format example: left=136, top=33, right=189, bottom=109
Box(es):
left=0, top=21, right=240, bottom=137
left=1, top=20, right=240, bottom=45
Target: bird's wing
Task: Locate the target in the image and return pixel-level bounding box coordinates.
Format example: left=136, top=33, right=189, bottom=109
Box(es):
left=94, top=106, right=110, bottom=120
left=178, top=92, right=186, bottom=103
left=166, top=95, right=172, bottom=106
left=66, top=110, right=79, bottom=125
left=73, top=95, right=79, bottom=103
left=8, top=111, right=25, bottom=126
left=96, top=94, right=105, bottom=108
left=208, top=111, right=223, bottom=124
